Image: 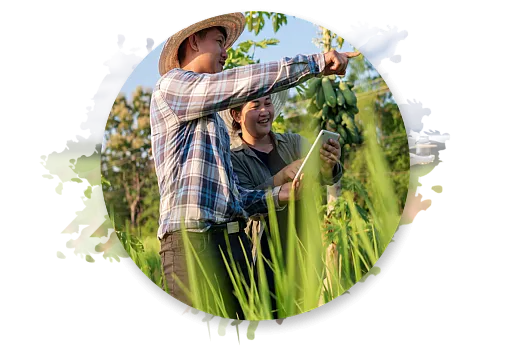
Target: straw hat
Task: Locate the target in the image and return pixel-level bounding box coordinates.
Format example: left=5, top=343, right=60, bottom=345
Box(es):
left=219, top=90, right=289, bottom=148
left=158, top=12, right=246, bottom=76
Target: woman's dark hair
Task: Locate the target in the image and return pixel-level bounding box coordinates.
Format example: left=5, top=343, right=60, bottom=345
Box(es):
left=230, top=104, right=244, bottom=132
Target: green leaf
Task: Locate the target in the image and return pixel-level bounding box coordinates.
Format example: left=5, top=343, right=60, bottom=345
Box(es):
left=217, top=318, right=229, bottom=338
left=94, top=231, right=128, bottom=262
left=358, top=266, right=381, bottom=282
left=246, top=322, right=260, bottom=342
left=116, top=230, right=145, bottom=253
left=409, top=161, right=444, bottom=192
left=80, top=253, right=96, bottom=264
left=65, top=237, right=74, bottom=250
left=100, top=174, right=110, bottom=187
left=247, top=12, right=253, bottom=32
left=238, top=40, right=253, bottom=53
left=41, top=173, right=56, bottom=181
left=231, top=318, right=242, bottom=343
left=255, top=16, right=263, bottom=35
left=56, top=249, right=67, bottom=261
left=262, top=38, right=280, bottom=46
left=54, top=181, right=65, bottom=196
left=202, top=313, right=215, bottom=322
left=337, top=36, right=345, bottom=49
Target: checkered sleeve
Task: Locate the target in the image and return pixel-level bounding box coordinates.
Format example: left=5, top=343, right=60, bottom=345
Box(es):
left=158, top=53, right=326, bottom=123
left=233, top=172, right=285, bottom=217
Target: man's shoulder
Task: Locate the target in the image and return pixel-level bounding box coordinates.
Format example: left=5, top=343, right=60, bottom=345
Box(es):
left=154, top=68, right=199, bottom=89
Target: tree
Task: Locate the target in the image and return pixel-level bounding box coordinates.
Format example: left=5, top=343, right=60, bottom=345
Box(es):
left=102, top=86, right=154, bottom=232
left=224, top=12, right=289, bottom=71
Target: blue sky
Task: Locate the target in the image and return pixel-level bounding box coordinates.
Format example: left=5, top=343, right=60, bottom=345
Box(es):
left=119, top=16, right=355, bottom=96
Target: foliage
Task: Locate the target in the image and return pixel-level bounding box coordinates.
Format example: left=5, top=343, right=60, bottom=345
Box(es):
left=244, top=11, right=288, bottom=35
left=224, top=12, right=289, bottom=70
left=224, top=39, right=279, bottom=70
left=100, top=16, right=409, bottom=320
left=101, top=86, right=156, bottom=234
left=40, top=146, right=128, bottom=264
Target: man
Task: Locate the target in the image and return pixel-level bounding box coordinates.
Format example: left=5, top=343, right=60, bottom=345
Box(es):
left=150, top=12, right=359, bottom=319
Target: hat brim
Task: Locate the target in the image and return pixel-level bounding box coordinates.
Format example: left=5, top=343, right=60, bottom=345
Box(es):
left=158, top=12, right=245, bottom=76
left=219, top=90, right=289, bottom=148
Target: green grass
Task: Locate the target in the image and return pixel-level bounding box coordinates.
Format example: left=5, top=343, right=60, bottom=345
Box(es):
left=42, top=93, right=409, bottom=321
left=111, top=92, right=407, bottom=320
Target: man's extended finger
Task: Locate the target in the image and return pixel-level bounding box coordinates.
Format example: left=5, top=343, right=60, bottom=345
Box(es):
left=344, top=51, right=361, bottom=58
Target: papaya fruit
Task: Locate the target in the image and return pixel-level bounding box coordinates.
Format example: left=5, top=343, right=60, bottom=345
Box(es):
left=305, top=78, right=321, bottom=98
left=322, top=105, right=330, bottom=119
left=322, top=77, right=337, bottom=108
left=342, top=87, right=357, bottom=107
left=316, top=87, right=325, bottom=108
left=327, top=119, right=338, bottom=130
left=338, top=126, right=347, bottom=140
left=336, top=89, right=346, bottom=107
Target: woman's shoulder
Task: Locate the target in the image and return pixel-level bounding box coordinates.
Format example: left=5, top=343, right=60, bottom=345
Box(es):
left=230, top=144, right=252, bottom=167
left=274, top=131, right=302, bottom=144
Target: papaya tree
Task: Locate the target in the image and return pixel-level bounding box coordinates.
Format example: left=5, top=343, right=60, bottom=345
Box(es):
left=305, top=27, right=363, bottom=204
left=302, top=27, right=364, bottom=286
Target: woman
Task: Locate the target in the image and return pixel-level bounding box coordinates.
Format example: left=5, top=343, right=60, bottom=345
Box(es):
left=220, top=91, right=342, bottom=318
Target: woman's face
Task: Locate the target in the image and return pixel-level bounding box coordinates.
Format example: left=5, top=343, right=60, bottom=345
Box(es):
left=235, top=96, right=275, bottom=139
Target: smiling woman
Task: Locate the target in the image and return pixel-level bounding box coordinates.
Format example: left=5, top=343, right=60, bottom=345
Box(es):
left=219, top=92, right=343, bottom=318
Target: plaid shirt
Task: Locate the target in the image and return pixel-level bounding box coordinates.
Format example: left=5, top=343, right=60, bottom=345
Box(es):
left=150, top=53, right=325, bottom=238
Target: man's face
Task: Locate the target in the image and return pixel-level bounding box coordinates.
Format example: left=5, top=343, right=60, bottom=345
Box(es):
left=194, top=27, right=228, bottom=74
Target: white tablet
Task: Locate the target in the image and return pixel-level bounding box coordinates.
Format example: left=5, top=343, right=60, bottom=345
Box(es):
left=294, top=130, right=340, bottom=180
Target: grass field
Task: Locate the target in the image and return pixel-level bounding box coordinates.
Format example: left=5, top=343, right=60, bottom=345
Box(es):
left=112, top=94, right=407, bottom=320
left=46, top=94, right=409, bottom=321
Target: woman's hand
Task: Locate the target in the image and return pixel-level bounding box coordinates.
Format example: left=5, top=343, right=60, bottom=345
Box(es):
left=320, top=139, right=341, bottom=176
left=273, top=159, right=303, bottom=186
